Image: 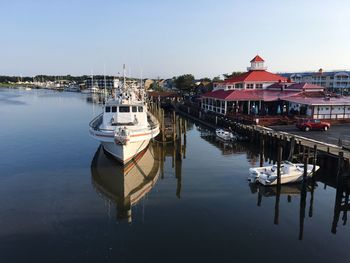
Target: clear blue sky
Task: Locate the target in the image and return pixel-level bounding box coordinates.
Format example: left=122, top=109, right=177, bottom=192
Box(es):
left=1, top=0, right=349, bottom=79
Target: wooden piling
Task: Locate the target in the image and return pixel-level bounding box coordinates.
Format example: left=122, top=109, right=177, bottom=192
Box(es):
left=313, top=144, right=317, bottom=172
left=260, top=135, right=265, bottom=167
left=277, top=144, right=282, bottom=186
left=303, top=153, right=308, bottom=180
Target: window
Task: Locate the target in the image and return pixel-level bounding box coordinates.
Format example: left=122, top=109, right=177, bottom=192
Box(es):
left=256, top=84, right=263, bottom=89
left=246, top=84, right=254, bottom=89
left=132, top=106, right=137, bottom=112
left=119, top=106, right=130, bottom=112
left=112, top=106, right=117, bottom=113
left=105, top=106, right=111, bottom=112
left=138, top=106, right=143, bottom=112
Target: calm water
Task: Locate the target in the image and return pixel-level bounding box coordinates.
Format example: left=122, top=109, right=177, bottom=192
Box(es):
left=0, top=88, right=349, bottom=263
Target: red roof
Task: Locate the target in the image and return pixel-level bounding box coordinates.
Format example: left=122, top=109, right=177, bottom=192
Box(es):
left=201, top=89, right=233, bottom=100
left=223, top=70, right=287, bottom=84
left=250, top=55, right=264, bottom=62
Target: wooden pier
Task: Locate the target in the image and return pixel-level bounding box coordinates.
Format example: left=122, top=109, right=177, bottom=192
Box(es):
left=174, top=102, right=350, bottom=177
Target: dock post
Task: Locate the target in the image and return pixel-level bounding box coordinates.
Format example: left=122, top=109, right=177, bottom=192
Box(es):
left=172, top=111, right=176, bottom=141
left=303, top=151, right=308, bottom=181
left=161, top=109, right=165, bottom=142
left=277, top=144, right=282, bottom=186
left=178, top=117, right=183, bottom=160
left=337, top=151, right=344, bottom=184
left=183, top=119, right=187, bottom=145
left=288, top=136, right=295, bottom=161
left=313, top=144, right=317, bottom=172
left=260, top=134, right=265, bottom=167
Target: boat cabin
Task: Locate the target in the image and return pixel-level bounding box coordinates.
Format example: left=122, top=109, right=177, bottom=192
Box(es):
left=102, top=104, right=148, bottom=127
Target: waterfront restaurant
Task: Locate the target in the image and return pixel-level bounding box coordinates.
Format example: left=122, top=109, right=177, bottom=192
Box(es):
left=201, top=56, right=350, bottom=121
left=202, top=55, right=289, bottom=115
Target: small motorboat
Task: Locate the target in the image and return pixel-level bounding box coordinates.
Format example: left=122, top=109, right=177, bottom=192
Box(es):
left=248, top=161, right=320, bottom=186
left=215, top=129, right=235, bottom=141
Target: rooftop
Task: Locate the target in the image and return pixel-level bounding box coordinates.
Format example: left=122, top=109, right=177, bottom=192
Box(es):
left=223, top=70, right=287, bottom=84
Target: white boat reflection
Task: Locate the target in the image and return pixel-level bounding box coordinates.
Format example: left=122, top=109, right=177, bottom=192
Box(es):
left=91, top=144, right=160, bottom=222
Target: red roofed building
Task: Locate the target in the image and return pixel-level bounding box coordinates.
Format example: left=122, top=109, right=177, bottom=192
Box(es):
left=201, top=55, right=350, bottom=121
left=203, top=55, right=290, bottom=115
left=213, top=55, right=287, bottom=91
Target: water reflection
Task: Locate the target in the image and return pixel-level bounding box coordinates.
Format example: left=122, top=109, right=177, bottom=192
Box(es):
left=317, top=173, right=350, bottom=234
left=91, top=145, right=160, bottom=222
left=91, top=138, right=186, bottom=223
left=248, top=173, right=350, bottom=239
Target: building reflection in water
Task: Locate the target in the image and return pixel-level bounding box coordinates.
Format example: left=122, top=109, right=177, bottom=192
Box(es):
left=90, top=128, right=186, bottom=223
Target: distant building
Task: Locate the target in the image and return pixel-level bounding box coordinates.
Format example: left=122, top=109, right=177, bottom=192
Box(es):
left=160, top=79, right=175, bottom=90
left=143, top=79, right=154, bottom=90
left=86, top=76, right=119, bottom=89
left=282, top=69, right=350, bottom=95
left=213, top=55, right=287, bottom=91
left=201, top=55, right=350, bottom=121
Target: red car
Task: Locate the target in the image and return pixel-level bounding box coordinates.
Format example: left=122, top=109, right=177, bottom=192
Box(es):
left=296, top=118, right=330, bottom=131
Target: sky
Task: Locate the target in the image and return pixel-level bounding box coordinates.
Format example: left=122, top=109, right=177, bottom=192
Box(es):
left=1, top=0, right=350, bottom=79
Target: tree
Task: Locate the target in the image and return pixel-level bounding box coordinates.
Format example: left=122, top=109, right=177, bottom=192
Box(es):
left=223, top=71, right=243, bottom=80
left=212, top=76, right=221, bottom=82
left=174, top=74, right=195, bottom=94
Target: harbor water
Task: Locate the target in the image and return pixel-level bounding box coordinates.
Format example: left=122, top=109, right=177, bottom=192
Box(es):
left=0, top=88, right=349, bottom=263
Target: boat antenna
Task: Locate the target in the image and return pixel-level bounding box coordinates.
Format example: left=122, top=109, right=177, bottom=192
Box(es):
left=104, top=63, right=106, bottom=102
left=91, top=69, right=94, bottom=90
left=140, top=68, right=143, bottom=89
left=123, top=64, right=126, bottom=90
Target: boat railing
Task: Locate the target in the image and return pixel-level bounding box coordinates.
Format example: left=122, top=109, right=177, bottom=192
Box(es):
left=89, top=113, right=103, bottom=131
left=147, top=113, right=159, bottom=130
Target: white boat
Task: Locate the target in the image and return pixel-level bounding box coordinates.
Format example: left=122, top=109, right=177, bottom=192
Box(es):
left=248, top=161, right=320, bottom=185
left=89, top=71, right=160, bottom=164
left=215, top=129, right=234, bottom=141
left=81, top=86, right=100, bottom=94
left=91, top=144, right=160, bottom=222
left=64, top=84, right=80, bottom=92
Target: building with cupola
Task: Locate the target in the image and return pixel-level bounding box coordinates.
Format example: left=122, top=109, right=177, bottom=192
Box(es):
left=213, top=55, right=287, bottom=91
left=201, top=55, right=350, bottom=123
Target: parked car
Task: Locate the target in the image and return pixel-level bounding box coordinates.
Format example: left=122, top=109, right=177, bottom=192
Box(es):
left=296, top=118, right=330, bottom=131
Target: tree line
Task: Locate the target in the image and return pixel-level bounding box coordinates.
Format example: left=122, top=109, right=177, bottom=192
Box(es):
left=1, top=70, right=243, bottom=94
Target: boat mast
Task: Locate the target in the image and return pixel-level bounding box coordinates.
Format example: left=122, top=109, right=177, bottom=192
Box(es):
left=123, top=64, right=126, bottom=89
left=104, top=64, right=106, bottom=102
left=91, top=69, right=94, bottom=90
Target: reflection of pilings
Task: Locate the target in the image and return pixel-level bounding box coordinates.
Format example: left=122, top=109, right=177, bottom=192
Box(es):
left=299, top=181, right=307, bottom=240
left=257, top=192, right=262, bottom=207
left=343, top=193, right=349, bottom=226
left=309, top=180, right=315, bottom=218
left=274, top=185, right=281, bottom=225
left=175, top=140, right=182, bottom=199
left=331, top=185, right=343, bottom=234
left=160, top=143, right=165, bottom=179
left=183, top=119, right=187, bottom=159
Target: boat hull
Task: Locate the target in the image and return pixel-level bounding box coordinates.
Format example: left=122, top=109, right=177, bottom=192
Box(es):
left=102, top=139, right=150, bottom=164
left=249, top=164, right=320, bottom=186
